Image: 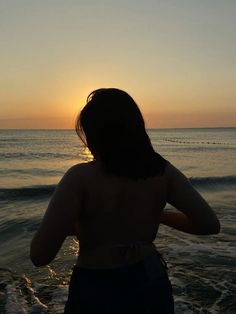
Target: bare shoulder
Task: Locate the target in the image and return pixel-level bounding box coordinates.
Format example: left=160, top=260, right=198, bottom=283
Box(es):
left=67, top=161, right=93, bottom=172
left=164, top=161, right=190, bottom=188
left=164, top=160, right=184, bottom=177
left=70, top=161, right=99, bottom=172
left=164, top=160, right=197, bottom=206
left=65, top=161, right=97, bottom=179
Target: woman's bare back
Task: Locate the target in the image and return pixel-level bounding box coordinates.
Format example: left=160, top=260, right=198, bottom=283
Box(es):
left=75, top=160, right=168, bottom=268
left=30, top=160, right=219, bottom=268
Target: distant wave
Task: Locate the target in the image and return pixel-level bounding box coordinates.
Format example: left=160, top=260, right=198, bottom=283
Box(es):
left=0, top=217, right=40, bottom=240
left=1, top=175, right=236, bottom=201
left=189, top=175, right=236, bottom=189
left=0, top=185, right=56, bottom=201
left=0, top=152, right=75, bottom=160
left=0, top=168, right=64, bottom=177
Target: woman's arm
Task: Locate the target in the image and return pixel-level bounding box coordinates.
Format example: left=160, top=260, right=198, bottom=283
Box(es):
left=30, top=165, right=82, bottom=267
left=163, top=162, right=220, bottom=235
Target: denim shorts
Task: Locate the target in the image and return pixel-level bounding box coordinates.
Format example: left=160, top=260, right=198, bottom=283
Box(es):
left=64, top=251, right=175, bottom=314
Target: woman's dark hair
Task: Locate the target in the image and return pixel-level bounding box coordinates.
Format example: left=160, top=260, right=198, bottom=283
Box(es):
left=76, top=88, right=166, bottom=179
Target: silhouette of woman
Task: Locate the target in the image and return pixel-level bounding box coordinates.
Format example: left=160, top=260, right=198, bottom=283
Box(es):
left=31, top=88, right=220, bottom=313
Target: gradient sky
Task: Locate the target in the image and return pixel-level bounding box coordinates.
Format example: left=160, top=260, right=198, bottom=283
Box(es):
left=0, top=0, right=235, bottom=128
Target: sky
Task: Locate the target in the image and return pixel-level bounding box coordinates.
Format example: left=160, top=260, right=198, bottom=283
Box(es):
left=0, top=0, right=235, bottom=128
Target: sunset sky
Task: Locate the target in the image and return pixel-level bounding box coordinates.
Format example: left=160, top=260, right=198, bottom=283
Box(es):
left=0, top=0, right=235, bottom=128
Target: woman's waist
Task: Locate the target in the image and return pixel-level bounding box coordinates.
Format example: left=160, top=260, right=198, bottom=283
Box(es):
left=76, top=241, right=157, bottom=269
left=74, top=249, right=168, bottom=284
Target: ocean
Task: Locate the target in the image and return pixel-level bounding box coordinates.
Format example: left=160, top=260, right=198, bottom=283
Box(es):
left=0, top=128, right=235, bottom=314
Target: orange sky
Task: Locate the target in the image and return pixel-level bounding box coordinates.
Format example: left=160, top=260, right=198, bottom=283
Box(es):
left=0, top=1, right=235, bottom=129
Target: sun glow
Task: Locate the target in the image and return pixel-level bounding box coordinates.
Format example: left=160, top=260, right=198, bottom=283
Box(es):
left=0, top=1, right=235, bottom=129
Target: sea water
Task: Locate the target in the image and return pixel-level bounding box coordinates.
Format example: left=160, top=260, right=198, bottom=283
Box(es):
left=0, top=128, right=235, bottom=313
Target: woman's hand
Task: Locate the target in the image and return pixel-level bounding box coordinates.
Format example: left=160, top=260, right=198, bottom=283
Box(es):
left=160, top=211, right=200, bottom=234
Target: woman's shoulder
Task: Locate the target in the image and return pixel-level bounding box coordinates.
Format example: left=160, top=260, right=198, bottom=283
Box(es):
left=66, top=160, right=177, bottom=186
left=67, top=161, right=97, bottom=173
left=64, top=161, right=101, bottom=182
left=163, top=161, right=188, bottom=181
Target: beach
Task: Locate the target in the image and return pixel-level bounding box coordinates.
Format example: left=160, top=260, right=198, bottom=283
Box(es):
left=0, top=128, right=235, bottom=313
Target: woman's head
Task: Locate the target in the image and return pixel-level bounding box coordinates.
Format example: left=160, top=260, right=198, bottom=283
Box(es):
left=76, top=88, right=166, bottom=179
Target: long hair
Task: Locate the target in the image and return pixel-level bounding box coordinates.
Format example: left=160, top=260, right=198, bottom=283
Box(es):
left=75, top=88, right=166, bottom=179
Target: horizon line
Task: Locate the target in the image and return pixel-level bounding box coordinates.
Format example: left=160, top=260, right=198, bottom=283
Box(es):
left=0, top=126, right=235, bottom=131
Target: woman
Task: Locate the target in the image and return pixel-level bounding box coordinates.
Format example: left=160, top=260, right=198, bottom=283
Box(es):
left=30, top=88, right=220, bottom=313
